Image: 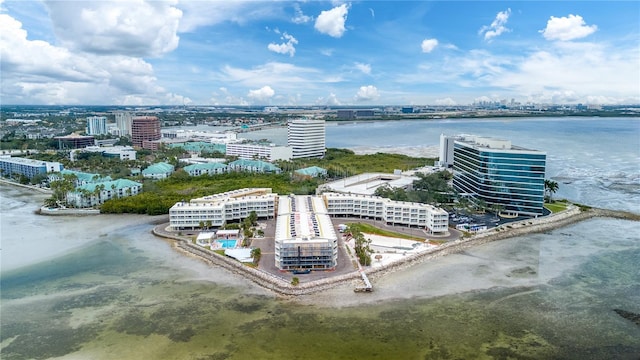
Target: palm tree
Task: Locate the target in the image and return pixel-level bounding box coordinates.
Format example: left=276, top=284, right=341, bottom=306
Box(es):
left=544, top=179, right=559, bottom=202
left=490, top=203, right=505, bottom=220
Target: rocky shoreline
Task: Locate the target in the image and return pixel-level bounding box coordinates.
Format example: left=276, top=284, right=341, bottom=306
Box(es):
left=152, top=204, right=640, bottom=296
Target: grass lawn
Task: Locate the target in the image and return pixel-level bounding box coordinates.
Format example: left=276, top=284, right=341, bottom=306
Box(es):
left=347, top=222, right=424, bottom=241
left=545, top=201, right=568, bottom=213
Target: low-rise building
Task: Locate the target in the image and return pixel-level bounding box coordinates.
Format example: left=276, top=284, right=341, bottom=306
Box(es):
left=67, top=178, right=142, bottom=208
left=169, top=188, right=277, bottom=230
left=294, top=166, right=327, bottom=179
left=274, top=195, right=338, bottom=270
left=0, top=156, right=64, bottom=180
left=71, top=146, right=137, bottom=161
left=317, top=172, right=418, bottom=196
left=142, top=162, right=175, bottom=179
left=227, top=159, right=281, bottom=173
left=225, top=142, right=293, bottom=161
left=183, top=162, right=227, bottom=176
left=322, top=192, right=449, bottom=234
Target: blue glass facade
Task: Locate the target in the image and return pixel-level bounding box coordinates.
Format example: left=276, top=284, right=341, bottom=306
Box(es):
left=453, top=141, right=546, bottom=215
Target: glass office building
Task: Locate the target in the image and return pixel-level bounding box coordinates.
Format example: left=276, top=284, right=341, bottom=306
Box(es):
left=450, top=135, right=546, bottom=216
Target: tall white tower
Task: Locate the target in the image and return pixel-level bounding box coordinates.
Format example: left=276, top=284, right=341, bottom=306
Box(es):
left=86, top=116, right=107, bottom=135
left=115, top=112, right=133, bottom=137
left=287, top=119, right=326, bottom=159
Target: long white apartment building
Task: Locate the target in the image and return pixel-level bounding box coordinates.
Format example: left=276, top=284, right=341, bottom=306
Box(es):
left=275, top=195, right=338, bottom=270
left=322, top=192, right=449, bottom=234
left=225, top=143, right=293, bottom=161
left=169, top=188, right=277, bottom=230
left=287, top=119, right=326, bottom=159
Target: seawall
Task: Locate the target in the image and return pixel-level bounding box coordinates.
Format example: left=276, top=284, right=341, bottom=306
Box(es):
left=152, top=205, right=639, bottom=296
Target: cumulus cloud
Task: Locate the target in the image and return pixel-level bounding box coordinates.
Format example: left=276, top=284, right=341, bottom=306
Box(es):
left=354, top=62, right=371, bottom=75
left=214, top=62, right=337, bottom=92
left=355, top=85, right=379, bottom=101
left=316, top=93, right=341, bottom=106
left=479, top=8, right=511, bottom=41
left=44, top=0, right=182, bottom=57
left=247, top=85, right=275, bottom=103
left=315, top=4, right=349, bottom=38
left=540, top=14, right=597, bottom=41
left=292, top=3, right=312, bottom=24
left=0, top=10, right=188, bottom=105
left=267, top=32, right=298, bottom=57
left=421, top=38, right=438, bottom=53
left=435, top=97, right=456, bottom=106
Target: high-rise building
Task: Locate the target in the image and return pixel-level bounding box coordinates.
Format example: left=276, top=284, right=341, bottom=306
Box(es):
left=287, top=119, right=325, bottom=159
left=444, top=134, right=546, bottom=216
left=86, top=116, right=107, bottom=135
left=131, top=116, right=161, bottom=149
left=115, top=112, right=133, bottom=136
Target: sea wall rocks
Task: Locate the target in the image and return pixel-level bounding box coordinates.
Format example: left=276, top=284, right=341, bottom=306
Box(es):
left=153, top=205, right=639, bottom=296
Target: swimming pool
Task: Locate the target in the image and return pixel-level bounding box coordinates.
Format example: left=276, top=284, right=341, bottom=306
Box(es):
left=216, top=239, right=237, bottom=249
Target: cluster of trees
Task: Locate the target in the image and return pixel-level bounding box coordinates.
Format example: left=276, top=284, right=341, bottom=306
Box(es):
left=345, top=224, right=373, bottom=266
left=374, top=170, right=453, bottom=204
left=276, top=148, right=434, bottom=178
left=44, top=173, right=77, bottom=207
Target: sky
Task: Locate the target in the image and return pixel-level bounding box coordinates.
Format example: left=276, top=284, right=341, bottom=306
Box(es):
left=1, top=0, right=639, bottom=106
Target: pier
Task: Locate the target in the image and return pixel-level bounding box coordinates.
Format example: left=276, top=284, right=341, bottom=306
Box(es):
left=354, top=270, right=373, bottom=292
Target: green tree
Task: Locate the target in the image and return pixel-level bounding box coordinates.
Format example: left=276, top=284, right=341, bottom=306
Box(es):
left=250, top=247, right=261, bottom=265
left=347, top=224, right=373, bottom=266
left=247, top=211, right=258, bottom=226
left=490, top=203, right=505, bottom=219
left=544, top=179, right=559, bottom=202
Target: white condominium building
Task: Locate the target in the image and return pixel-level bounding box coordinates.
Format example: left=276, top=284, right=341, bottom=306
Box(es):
left=287, top=119, right=326, bottom=159
left=275, top=195, right=338, bottom=270
left=225, top=143, right=293, bottom=161
left=169, top=188, right=277, bottom=230
left=115, top=112, right=133, bottom=136
left=86, top=116, right=108, bottom=135
left=322, top=192, right=449, bottom=234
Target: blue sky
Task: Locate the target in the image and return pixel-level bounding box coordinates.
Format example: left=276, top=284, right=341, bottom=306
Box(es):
left=1, top=1, right=638, bottom=106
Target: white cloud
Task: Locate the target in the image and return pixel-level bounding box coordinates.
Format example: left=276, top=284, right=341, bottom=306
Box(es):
left=292, top=3, right=311, bottom=24
left=178, top=1, right=280, bottom=32
left=316, top=93, right=341, bottom=106
left=540, top=14, right=597, bottom=41
left=214, top=62, right=341, bottom=93
left=354, top=62, right=371, bottom=75
left=267, top=32, right=298, bottom=57
left=320, top=48, right=334, bottom=56
left=355, top=85, right=379, bottom=101
left=479, top=8, right=511, bottom=41
left=0, top=11, right=187, bottom=105
left=315, top=4, right=349, bottom=38
left=435, top=97, right=456, bottom=106
left=247, top=85, right=275, bottom=103
left=421, top=38, right=438, bottom=53
left=44, top=0, right=182, bottom=57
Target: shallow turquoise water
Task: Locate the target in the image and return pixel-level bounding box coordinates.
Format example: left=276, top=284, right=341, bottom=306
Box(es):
left=2, top=216, right=638, bottom=359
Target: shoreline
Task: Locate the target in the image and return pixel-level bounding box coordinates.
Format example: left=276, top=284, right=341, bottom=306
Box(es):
left=151, top=204, right=640, bottom=296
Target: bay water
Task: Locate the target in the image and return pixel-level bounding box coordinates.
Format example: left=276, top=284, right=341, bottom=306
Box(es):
left=1, top=117, right=638, bottom=359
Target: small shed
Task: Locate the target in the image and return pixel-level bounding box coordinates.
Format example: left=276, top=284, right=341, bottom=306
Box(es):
left=196, top=232, right=215, bottom=246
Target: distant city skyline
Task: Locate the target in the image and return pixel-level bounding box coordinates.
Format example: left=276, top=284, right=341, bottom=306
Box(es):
left=1, top=1, right=638, bottom=106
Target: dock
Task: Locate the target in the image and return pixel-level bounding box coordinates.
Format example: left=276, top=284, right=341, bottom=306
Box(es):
left=354, top=270, right=373, bottom=292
